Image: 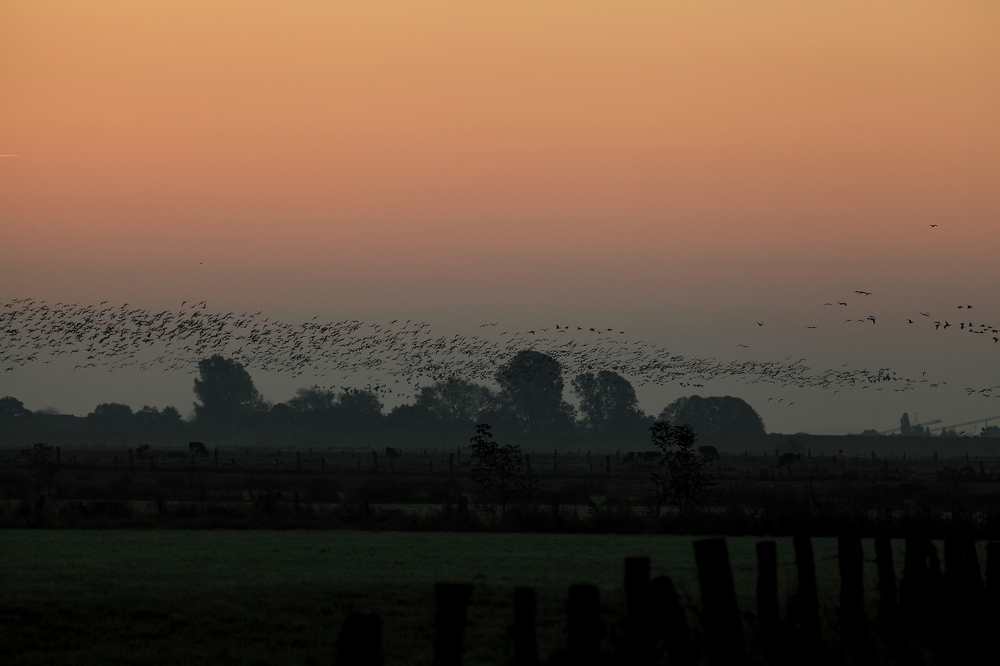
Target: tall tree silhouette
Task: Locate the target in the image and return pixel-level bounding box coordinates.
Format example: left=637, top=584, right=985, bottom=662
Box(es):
left=193, top=355, right=265, bottom=427
left=416, top=376, right=495, bottom=427
left=571, top=370, right=649, bottom=431
left=495, top=350, right=575, bottom=431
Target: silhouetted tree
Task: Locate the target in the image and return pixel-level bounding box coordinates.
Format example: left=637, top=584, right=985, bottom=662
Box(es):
left=133, top=405, right=184, bottom=429
left=193, top=355, right=266, bottom=428
left=495, top=350, right=576, bottom=431
left=385, top=403, right=440, bottom=430
left=657, top=395, right=765, bottom=436
left=287, top=386, right=337, bottom=427
left=468, top=423, right=535, bottom=522
left=571, top=370, right=649, bottom=431
left=87, top=403, right=134, bottom=429
left=332, top=388, right=384, bottom=429
left=649, top=422, right=715, bottom=519
left=416, top=377, right=495, bottom=427
left=0, top=396, right=32, bottom=424
left=900, top=412, right=912, bottom=436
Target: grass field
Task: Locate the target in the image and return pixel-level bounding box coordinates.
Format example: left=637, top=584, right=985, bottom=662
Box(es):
left=1, top=530, right=977, bottom=665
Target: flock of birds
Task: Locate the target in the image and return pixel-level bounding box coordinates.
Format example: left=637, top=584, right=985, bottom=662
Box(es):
left=2, top=295, right=996, bottom=402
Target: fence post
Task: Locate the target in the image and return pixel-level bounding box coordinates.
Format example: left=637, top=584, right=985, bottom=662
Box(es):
left=606, top=454, right=611, bottom=478
left=565, top=584, right=602, bottom=666
left=874, top=536, right=898, bottom=623
left=624, top=556, right=655, bottom=666
left=694, top=538, right=745, bottom=665
left=899, top=538, right=928, bottom=626
left=449, top=453, right=454, bottom=476
left=56, top=446, right=60, bottom=465
left=755, top=541, right=779, bottom=630
left=793, top=535, right=822, bottom=647
left=434, top=583, right=473, bottom=666
left=553, top=450, right=558, bottom=476
left=511, top=587, right=538, bottom=666
left=651, top=575, right=693, bottom=666
left=838, top=535, right=866, bottom=642
left=372, top=450, right=378, bottom=472
left=128, top=448, right=134, bottom=467
left=986, top=542, right=1000, bottom=609
left=336, top=613, right=383, bottom=666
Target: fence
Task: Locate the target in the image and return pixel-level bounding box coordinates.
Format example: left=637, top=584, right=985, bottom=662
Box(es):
left=334, top=535, right=999, bottom=666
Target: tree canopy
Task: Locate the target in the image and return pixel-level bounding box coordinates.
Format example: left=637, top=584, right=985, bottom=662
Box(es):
left=415, top=377, right=495, bottom=427
left=571, top=370, right=649, bottom=431
left=495, top=350, right=576, bottom=431
left=193, top=355, right=266, bottom=428
left=657, top=395, right=765, bottom=436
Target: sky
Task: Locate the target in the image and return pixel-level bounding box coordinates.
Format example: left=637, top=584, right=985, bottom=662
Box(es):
left=2, top=1, right=999, bottom=434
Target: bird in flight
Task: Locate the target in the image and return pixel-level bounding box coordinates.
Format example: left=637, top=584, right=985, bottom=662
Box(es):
left=757, top=322, right=763, bottom=326
left=929, top=224, right=938, bottom=227
left=854, top=291, right=872, bottom=296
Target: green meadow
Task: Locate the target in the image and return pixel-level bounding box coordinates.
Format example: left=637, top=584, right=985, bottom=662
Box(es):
left=0, top=530, right=946, bottom=665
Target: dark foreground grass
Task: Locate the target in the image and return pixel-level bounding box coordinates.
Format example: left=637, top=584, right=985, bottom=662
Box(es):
left=2, top=530, right=978, bottom=665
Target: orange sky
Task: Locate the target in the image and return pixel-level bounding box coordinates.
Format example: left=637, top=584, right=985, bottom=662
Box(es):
left=1, top=1, right=998, bottom=432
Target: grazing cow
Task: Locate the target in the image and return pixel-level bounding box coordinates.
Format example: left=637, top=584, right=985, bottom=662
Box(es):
left=384, top=447, right=401, bottom=460
left=776, top=453, right=801, bottom=468
left=189, top=441, right=209, bottom=457
left=698, top=445, right=720, bottom=460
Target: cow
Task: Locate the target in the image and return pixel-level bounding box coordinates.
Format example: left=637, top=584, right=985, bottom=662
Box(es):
left=385, top=447, right=402, bottom=460
left=698, top=445, right=720, bottom=460
left=189, top=441, right=209, bottom=458
left=776, top=453, right=801, bottom=468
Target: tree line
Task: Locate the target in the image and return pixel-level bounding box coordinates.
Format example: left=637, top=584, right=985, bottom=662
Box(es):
left=0, top=351, right=767, bottom=436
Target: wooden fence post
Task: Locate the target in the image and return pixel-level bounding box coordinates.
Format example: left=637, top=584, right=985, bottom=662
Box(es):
left=838, top=535, right=866, bottom=642
left=755, top=541, right=779, bottom=631
left=449, top=453, right=454, bottom=476
left=874, top=536, right=898, bottom=623
left=336, top=613, right=383, bottom=666
left=793, top=535, right=822, bottom=647
left=565, top=584, right=602, bottom=666
left=694, top=538, right=745, bottom=665
left=372, top=450, right=378, bottom=472
left=899, top=538, right=928, bottom=626
left=511, top=587, right=538, bottom=666
left=624, top=556, right=654, bottom=666
left=606, top=454, right=611, bottom=478
left=987, top=542, right=1000, bottom=608
left=434, top=583, right=473, bottom=666
left=651, top=575, right=693, bottom=666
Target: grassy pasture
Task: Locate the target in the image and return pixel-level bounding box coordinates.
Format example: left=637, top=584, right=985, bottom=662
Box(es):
left=1, top=530, right=976, bottom=665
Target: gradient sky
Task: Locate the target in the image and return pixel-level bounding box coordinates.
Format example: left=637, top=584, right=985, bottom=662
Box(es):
left=2, top=1, right=999, bottom=434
